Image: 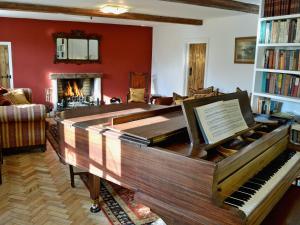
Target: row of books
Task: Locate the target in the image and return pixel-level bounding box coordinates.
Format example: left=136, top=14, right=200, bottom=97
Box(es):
left=264, top=0, right=300, bottom=17
left=261, top=72, right=300, bottom=97
left=264, top=49, right=300, bottom=71
left=256, top=97, right=282, bottom=114
left=260, top=19, right=300, bottom=44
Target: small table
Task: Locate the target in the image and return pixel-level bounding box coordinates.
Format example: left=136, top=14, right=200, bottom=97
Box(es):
left=149, top=95, right=162, bottom=104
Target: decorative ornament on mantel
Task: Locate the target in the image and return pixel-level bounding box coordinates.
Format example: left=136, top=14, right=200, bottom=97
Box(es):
left=100, top=4, right=129, bottom=15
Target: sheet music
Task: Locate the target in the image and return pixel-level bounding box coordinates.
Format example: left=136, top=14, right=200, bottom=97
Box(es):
left=194, top=99, right=248, bottom=144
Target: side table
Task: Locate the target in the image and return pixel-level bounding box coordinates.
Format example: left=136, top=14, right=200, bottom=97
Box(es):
left=149, top=95, right=162, bottom=104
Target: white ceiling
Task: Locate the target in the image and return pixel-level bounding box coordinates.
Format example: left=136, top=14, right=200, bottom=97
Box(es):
left=0, top=0, right=261, bottom=26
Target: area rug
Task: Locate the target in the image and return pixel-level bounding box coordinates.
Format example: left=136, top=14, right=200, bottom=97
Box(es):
left=100, top=180, right=164, bottom=225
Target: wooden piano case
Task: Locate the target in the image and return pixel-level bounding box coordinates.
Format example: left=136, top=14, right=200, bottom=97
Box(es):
left=56, top=92, right=300, bottom=225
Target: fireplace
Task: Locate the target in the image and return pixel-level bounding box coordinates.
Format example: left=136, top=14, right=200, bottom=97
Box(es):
left=50, top=73, right=102, bottom=111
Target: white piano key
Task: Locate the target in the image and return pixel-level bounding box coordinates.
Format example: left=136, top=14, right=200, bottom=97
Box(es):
left=238, top=152, right=300, bottom=216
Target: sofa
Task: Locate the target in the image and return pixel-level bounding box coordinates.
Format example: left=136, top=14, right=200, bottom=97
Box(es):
left=152, top=86, right=222, bottom=106
left=0, top=88, right=46, bottom=151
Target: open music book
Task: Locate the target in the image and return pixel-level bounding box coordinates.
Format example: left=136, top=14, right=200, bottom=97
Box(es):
left=194, top=99, right=248, bottom=144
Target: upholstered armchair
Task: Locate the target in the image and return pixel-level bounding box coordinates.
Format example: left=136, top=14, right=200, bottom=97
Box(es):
left=0, top=88, right=46, bottom=151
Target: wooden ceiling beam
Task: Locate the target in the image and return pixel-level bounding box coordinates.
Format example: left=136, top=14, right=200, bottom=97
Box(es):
left=0, top=2, right=203, bottom=25
left=161, top=0, right=259, bottom=14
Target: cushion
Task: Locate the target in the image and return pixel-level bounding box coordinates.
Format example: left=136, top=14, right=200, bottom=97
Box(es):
left=0, top=87, right=8, bottom=95
left=194, top=91, right=218, bottom=99
left=4, top=89, right=30, bottom=105
left=189, top=86, right=214, bottom=96
left=0, top=95, right=12, bottom=106
left=128, top=88, right=145, bottom=103
left=236, top=87, right=243, bottom=92
left=173, top=92, right=188, bottom=102
left=174, top=96, right=195, bottom=105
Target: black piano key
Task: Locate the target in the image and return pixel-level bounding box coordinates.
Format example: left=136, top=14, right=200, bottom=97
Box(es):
left=243, top=182, right=261, bottom=190
left=260, top=169, right=276, bottom=177
left=250, top=178, right=266, bottom=185
left=239, top=186, right=256, bottom=195
left=224, top=200, right=239, bottom=208
left=224, top=197, right=244, bottom=207
left=253, top=175, right=268, bottom=182
left=231, top=191, right=251, bottom=201
left=255, top=173, right=271, bottom=180
left=247, top=180, right=263, bottom=188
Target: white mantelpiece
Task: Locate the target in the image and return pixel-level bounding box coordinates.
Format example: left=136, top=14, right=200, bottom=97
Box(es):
left=50, top=73, right=103, bottom=111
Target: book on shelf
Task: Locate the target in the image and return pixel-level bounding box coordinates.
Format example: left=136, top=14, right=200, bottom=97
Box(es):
left=256, top=97, right=283, bottom=114
left=264, top=0, right=300, bottom=17
left=291, top=123, right=300, bottom=144
left=194, top=99, right=248, bottom=144
left=292, top=178, right=300, bottom=187
left=260, top=18, right=300, bottom=44
left=263, top=49, right=300, bottom=70
left=261, top=72, right=300, bottom=97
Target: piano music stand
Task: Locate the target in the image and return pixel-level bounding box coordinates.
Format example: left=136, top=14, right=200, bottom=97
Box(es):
left=181, top=91, right=255, bottom=157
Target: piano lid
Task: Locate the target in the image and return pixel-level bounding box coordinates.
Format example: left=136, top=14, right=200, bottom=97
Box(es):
left=57, top=103, right=166, bottom=130
left=107, top=105, right=186, bottom=145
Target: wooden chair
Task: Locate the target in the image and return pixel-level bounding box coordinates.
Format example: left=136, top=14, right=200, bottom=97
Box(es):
left=127, top=72, right=149, bottom=103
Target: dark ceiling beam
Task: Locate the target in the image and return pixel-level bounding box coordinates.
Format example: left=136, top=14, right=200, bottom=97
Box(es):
left=0, top=2, right=203, bottom=25
left=161, top=0, right=259, bottom=14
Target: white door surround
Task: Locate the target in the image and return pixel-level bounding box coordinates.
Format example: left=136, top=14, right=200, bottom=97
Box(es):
left=0, top=42, right=14, bottom=88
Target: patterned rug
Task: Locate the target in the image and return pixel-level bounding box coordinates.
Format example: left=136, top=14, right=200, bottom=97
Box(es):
left=100, top=180, right=165, bottom=225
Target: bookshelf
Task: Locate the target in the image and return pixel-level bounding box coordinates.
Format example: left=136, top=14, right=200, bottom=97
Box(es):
left=251, top=0, right=300, bottom=115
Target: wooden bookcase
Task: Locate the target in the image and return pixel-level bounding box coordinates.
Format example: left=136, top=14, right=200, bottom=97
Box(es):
left=251, top=1, right=300, bottom=115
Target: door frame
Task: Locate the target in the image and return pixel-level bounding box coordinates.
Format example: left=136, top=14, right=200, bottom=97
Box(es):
left=0, top=42, right=14, bottom=88
left=183, top=38, right=209, bottom=96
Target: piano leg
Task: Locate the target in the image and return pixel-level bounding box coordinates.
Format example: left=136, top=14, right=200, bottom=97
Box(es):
left=69, top=165, right=75, bottom=188
left=88, top=174, right=101, bottom=213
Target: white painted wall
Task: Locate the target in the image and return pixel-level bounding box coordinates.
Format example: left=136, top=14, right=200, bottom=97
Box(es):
left=151, top=14, right=258, bottom=96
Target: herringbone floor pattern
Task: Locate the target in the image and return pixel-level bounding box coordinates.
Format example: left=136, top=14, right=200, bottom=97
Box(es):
left=0, top=142, right=111, bottom=225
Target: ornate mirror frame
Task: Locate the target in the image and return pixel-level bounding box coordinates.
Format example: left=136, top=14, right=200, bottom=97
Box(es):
left=53, top=30, right=101, bottom=64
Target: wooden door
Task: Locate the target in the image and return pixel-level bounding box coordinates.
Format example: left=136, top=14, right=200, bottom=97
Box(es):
left=187, top=43, right=206, bottom=96
left=0, top=45, right=11, bottom=88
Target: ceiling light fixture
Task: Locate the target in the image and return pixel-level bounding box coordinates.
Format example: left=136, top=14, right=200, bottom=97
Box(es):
left=100, top=4, right=129, bottom=15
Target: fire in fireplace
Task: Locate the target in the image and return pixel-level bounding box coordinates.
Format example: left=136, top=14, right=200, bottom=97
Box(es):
left=64, top=80, right=83, bottom=97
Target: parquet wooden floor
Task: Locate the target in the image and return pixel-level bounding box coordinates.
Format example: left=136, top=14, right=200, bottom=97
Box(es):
left=0, top=142, right=111, bottom=225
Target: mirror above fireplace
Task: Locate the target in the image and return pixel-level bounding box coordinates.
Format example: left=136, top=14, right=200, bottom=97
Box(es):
left=53, top=30, right=101, bottom=64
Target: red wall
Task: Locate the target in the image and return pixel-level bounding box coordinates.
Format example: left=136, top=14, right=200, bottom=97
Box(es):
left=0, top=17, right=152, bottom=103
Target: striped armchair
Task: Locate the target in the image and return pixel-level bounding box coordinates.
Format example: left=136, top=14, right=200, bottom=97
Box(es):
left=0, top=88, right=46, bottom=151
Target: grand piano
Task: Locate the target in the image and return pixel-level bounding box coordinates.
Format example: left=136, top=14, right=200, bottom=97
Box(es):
left=55, top=91, right=300, bottom=225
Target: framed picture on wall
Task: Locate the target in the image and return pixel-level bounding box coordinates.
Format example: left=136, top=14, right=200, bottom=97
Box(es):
left=234, top=37, right=256, bottom=64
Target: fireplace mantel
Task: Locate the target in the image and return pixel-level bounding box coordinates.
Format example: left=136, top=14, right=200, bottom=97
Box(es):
left=50, top=73, right=103, bottom=80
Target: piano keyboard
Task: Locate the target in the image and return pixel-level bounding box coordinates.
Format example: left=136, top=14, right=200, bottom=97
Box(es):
left=224, top=150, right=300, bottom=216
